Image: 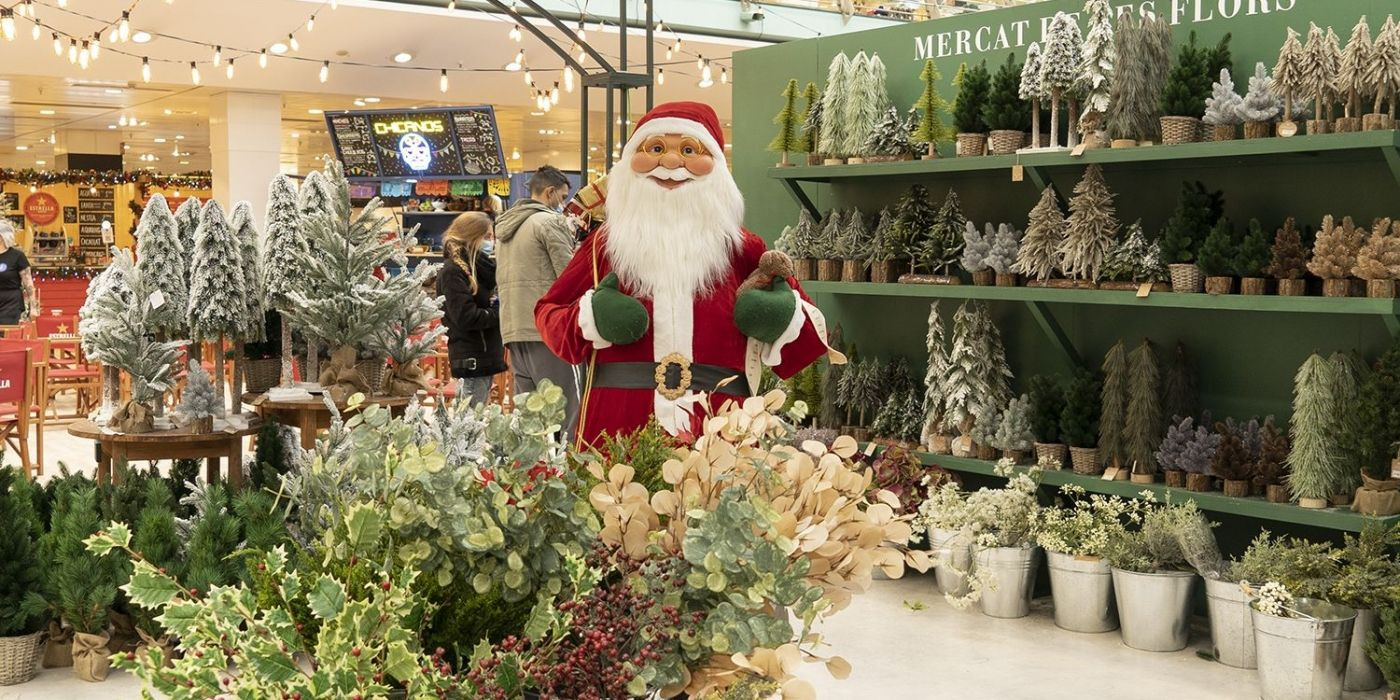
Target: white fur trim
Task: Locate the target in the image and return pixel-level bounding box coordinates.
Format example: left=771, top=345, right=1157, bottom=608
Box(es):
left=624, top=117, right=728, bottom=169
left=651, top=283, right=695, bottom=433
left=577, top=289, right=613, bottom=350
left=761, top=293, right=823, bottom=367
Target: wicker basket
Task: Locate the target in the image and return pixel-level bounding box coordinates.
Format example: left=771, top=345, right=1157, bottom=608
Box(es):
left=870, top=260, right=899, bottom=284
left=1204, top=276, right=1235, bottom=295
left=1034, top=442, right=1067, bottom=469
left=1160, top=116, right=1200, bottom=144
left=1243, top=121, right=1272, bottom=139
left=1069, top=446, right=1102, bottom=475
left=1368, top=279, right=1397, bottom=298
left=988, top=130, right=1023, bottom=155
left=1240, top=277, right=1269, bottom=295
left=1211, top=123, right=1237, bottom=141
left=956, top=132, right=987, bottom=157
left=1322, top=279, right=1354, bottom=298
left=244, top=358, right=281, bottom=394
left=1277, top=278, right=1307, bottom=296
left=841, top=260, right=866, bottom=283
left=971, top=269, right=995, bottom=286
left=995, top=273, right=1020, bottom=287
left=1168, top=263, right=1204, bottom=293
left=356, top=358, right=387, bottom=393
left=817, top=259, right=843, bottom=281
left=0, top=631, right=43, bottom=686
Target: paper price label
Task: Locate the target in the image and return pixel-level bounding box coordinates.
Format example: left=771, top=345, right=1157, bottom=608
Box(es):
left=1101, top=467, right=1120, bottom=481
left=1070, top=143, right=1087, bottom=157
left=1011, top=164, right=1024, bottom=182
left=149, top=290, right=165, bottom=309
left=1136, top=283, right=1152, bottom=298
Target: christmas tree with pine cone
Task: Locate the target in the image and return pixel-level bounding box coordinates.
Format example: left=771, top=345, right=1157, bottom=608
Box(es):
left=1057, top=164, right=1119, bottom=282
left=1014, top=186, right=1066, bottom=282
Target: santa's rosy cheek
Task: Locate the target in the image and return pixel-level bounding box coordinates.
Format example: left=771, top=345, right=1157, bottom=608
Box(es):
left=684, top=155, right=715, bottom=177
left=631, top=152, right=658, bottom=174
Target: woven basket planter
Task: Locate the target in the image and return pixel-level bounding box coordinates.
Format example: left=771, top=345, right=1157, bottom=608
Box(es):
left=1204, top=276, right=1235, bottom=295
left=976, top=443, right=998, bottom=461
left=1334, top=117, right=1362, bottom=133
left=1211, top=124, right=1238, bottom=141
left=1164, top=470, right=1186, bottom=488
left=1223, top=479, right=1251, bottom=498
left=1367, top=279, right=1397, bottom=298
left=356, top=358, right=387, bottom=394
left=870, top=260, right=899, bottom=284
left=1322, top=279, right=1354, bottom=298
left=1034, top=442, right=1067, bottom=468
left=841, top=260, right=867, bottom=283
left=1243, top=121, right=1272, bottom=139
left=1002, top=448, right=1029, bottom=465
left=1240, top=277, right=1269, bottom=295
left=988, top=130, right=1023, bottom=155
left=1267, top=484, right=1291, bottom=503
left=244, top=358, right=281, bottom=395
left=794, top=258, right=816, bottom=281
left=0, top=631, right=43, bottom=686
left=1069, top=446, right=1102, bottom=475
left=1160, top=116, right=1200, bottom=145
left=1168, top=264, right=1205, bottom=293
left=1186, top=473, right=1213, bottom=492
left=1277, top=278, right=1307, bottom=296
left=995, top=273, right=1020, bottom=287
left=971, top=269, right=995, bottom=286
left=817, top=259, right=843, bottom=281
left=956, top=132, right=987, bottom=157
left=1306, top=119, right=1331, bottom=135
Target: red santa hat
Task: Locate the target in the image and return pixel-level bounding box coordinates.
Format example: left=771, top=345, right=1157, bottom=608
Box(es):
left=624, top=101, right=727, bottom=165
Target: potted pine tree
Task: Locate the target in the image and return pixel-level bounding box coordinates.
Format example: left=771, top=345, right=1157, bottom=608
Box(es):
left=1198, top=216, right=1240, bottom=295
left=986, top=224, right=1021, bottom=287
left=0, top=470, right=45, bottom=686
left=1266, top=217, right=1310, bottom=296
left=817, top=52, right=852, bottom=165
left=1100, top=222, right=1169, bottom=292
left=970, top=404, right=1001, bottom=461
left=1254, top=416, right=1292, bottom=503
left=842, top=51, right=890, bottom=165
left=960, top=222, right=994, bottom=286
left=903, top=190, right=965, bottom=285
left=1039, top=12, right=1083, bottom=149
left=1060, top=370, right=1101, bottom=475
left=1027, top=375, right=1067, bottom=468
left=952, top=61, right=991, bottom=157
left=1308, top=215, right=1365, bottom=298
left=983, top=54, right=1030, bottom=155
left=1204, top=68, right=1243, bottom=141
left=911, top=59, right=952, bottom=159
left=1014, top=187, right=1066, bottom=287
left=767, top=78, right=803, bottom=167
left=1159, top=181, right=1223, bottom=293
left=1105, top=13, right=1172, bottom=148
left=1212, top=418, right=1260, bottom=497
left=800, top=82, right=824, bottom=166
left=1363, top=16, right=1400, bottom=132
left=1159, top=32, right=1211, bottom=144
left=1156, top=416, right=1217, bottom=489
left=1236, top=219, right=1274, bottom=295
left=1056, top=164, right=1119, bottom=288
left=177, top=359, right=220, bottom=434
left=36, top=487, right=120, bottom=682
left=816, top=210, right=845, bottom=282
left=866, top=207, right=900, bottom=284
left=1019, top=42, right=1044, bottom=148
left=1077, top=0, right=1114, bottom=148
left=789, top=209, right=821, bottom=281
left=838, top=210, right=871, bottom=283
left=993, top=395, right=1035, bottom=464
left=1354, top=217, right=1400, bottom=298
left=863, top=106, right=916, bottom=162
left=1236, top=62, right=1282, bottom=138
left=1287, top=353, right=1347, bottom=509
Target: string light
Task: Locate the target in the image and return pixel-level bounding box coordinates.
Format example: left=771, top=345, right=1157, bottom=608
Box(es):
left=319, top=60, right=329, bottom=83
left=90, top=32, right=100, bottom=60
left=190, top=61, right=200, bottom=84
left=288, top=33, right=299, bottom=51
left=657, top=68, right=664, bottom=85
left=446, top=0, right=456, bottom=8
left=524, top=68, right=532, bottom=85
left=696, top=54, right=704, bottom=70
left=57, top=0, right=65, bottom=6
left=51, top=32, right=59, bottom=56
left=212, top=45, right=221, bottom=66
left=1, top=9, right=15, bottom=42
left=331, top=0, right=337, bottom=8
left=118, top=115, right=127, bottom=126
left=67, top=38, right=76, bottom=63
left=439, top=68, right=448, bottom=92
left=79, top=41, right=90, bottom=68
left=30, top=19, right=39, bottom=41
left=108, top=26, right=118, bottom=43
left=550, top=82, right=559, bottom=104
left=699, top=60, right=713, bottom=88
left=721, top=66, right=728, bottom=84
left=259, top=49, right=267, bottom=68
left=576, top=20, right=585, bottom=41
left=509, top=24, right=521, bottom=41
left=306, top=15, right=315, bottom=31
left=506, top=48, right=523, bottom=71
left=226, top=58, right=234, bottom=80
left=563, top=65, right=574, bottom=92
left=119, top=11, right=131, bottom=41
left=141, top=56, right=151, bottom=82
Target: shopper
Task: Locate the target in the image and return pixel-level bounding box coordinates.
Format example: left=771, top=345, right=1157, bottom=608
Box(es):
left=438, top=212, right=506, bottom=407
left=0, top=223, right=36, bottom=325
left=495, top=165, right=581, bottom=435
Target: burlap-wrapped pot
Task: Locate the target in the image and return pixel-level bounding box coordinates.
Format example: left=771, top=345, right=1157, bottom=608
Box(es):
left=1204, top=276, right=1235, bottom=295
left=928, top=433, right=953, bottom=455
left=135, top=629, right=176, bottom=669
left=71, top=631, right=110, bottom=683
left=988, top=130, right=1023, bottom=155
left=1367, top=279, right=1397, bottom=298
left=1335, top=117, right=1362, bottom=133
left=1267, top=484, right=1291, bottom=503
left=42, top=622, right=71, bottom=668
left=1168, top=264, right=1205, bottom=293
left=841, top=260, right=866, bottom=283
left=1223, top=479, right=1251, bottom=498
left=794, top=258, right=816, bottom=281
left=1186, top=473, right=1213, bottom=492
left=0, top=631, right=43, bottom=685
left=956, top=132, right=987, bottom=157
left=1306, top=119, right=1330, bottom=135
left=1243, top=121, right=1272, bottom=139
left=870, top=260, right=899, bottom=284
left=1352, top=474, right=1400, bottom=516
left=107, top=610, right=138, bottom=655
left=971, top=269, right=995, bottom=286
left=1034, top=442, right=1067, bottom=469
left=1240, top=277, right=1269, bottom=295
left=1277, top=278, right=1307, bottom=296
left=995, top=273, right=1020, bottom=287
left=1212, top=124, right=1238, bottom=141
left=1160, top=116, right=1200, bottom=144
left=1165, top=470, right=1186, bottom=488
left=1069, top=446, right=1102, bottom=475
left=817, top=259, right=843, bottom=281
left=1322, top=279, right=1354, bottom=298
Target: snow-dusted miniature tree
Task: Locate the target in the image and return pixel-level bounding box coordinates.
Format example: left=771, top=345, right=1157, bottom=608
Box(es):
left=1057, top=164, right=1119, bottom=282
left=943, top=301, right=980, bottom=434
left=817, top=208, right=844, bottom=261
left=985, top=224, right=1021, bottom=275
left=173, top=197, right=201, bottom=290
left=920, top=302, right=949, bottom=445
left=261, top=175, right=305, bottom=387
left=894, top=184, right=937, bottom=271
left=837, top=209, right=872, bottom=262
left=1367, top=16, right=1400, bottom=118
left=842, top=51, right=881, bottom=158
left=1020, top=42, right=1044, bottom=146
left=865, top=106, right=914, bottom=158
left=228, top=201, right=263, bottom=396
left=768, top=79, right=802, bottom=165
left=1287, top=353, right=1346, bottom=504
left=818, top=52, right=852, bottom=158
left=1355, top=217, right=1400, bottom=281
left=1324, top=27, right=1345, bottom=121
left=187, top=200, right=245, bottom=411
left=1307, top=215, right=1364, bottom=282
left=911, top=59, right=953, bottom=158
left=791, top=208, right=821, bottom=261
left=1125, top=339, right=1162, bottom=474
left=960, top=221, right=991, bottom=273
left=80, top=250, right=184, bottom=423
left=177, top=359, right=222, bottom=422
left=1079, top=0, right=1116, bottom=134
left=1102, top=221, right=1165, bottom=283
left=1040, top=11, right=1084, bottom=148
left=1204, top=69, right=1243, bottom=126
left=368, top=262, right=445, bottom=395
left=1014, top=186, right=1065, bottom=282
left=993, top=394, right=1035, bottom=453
left=800, top=82, right=821, bottom=156
left=921, top=189, right=966, bottom=276
left=1274, top=27, right=1307, bottom=124
left=1339, top=17, right=1374, bottom=121
left=1099, top=340, right=1128, bottom=468
left=866, top=207, right=899, bottom=269
left=972, top=301, right=1013, bottom=415
left=133, top=194, right=187, bottom=338
left=79, top=260, right=133, bottom=414
left=1236, top=62, right=1282, bottom=125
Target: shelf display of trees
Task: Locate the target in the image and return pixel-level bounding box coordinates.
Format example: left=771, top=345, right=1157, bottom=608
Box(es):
left=1354, top=217, right=1400, bottom=297
left=983, top=54, right=1029, bottom=155
left=1237, top=62, right=1282, bottom=138
left=1204, top=69, right=1243, bottom=140
left=1014, top=186, right=1066, bottom=284
left=1057, top=164, right=1119, bottom=284
left=1040, top=11, right=1084, bottom=149
left=1106, top=12, right=1172, bottom=145
left=1308, top=214, right=1365, bottom=297
left=1265, top=216, right=1310, bottom=296
left=1020, top=42, right=1044, bottom=148
left=1078, top=0, right=1116, bottom=144
left=952, top=61, right=992, bottom=156
left=768, top=78, right=803, bottom=166
left=912, top=59, right=953, bottom=159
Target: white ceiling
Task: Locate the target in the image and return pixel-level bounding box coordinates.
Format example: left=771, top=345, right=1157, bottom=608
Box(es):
left=0, top=0, right=750, bottom=174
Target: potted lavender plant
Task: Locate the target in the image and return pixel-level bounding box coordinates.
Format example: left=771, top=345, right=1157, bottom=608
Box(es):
left=1157, top=416, right=1220, bottom=490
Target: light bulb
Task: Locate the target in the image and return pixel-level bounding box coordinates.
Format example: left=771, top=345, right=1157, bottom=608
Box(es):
left=665, top=47, right=672, bottom=60
left=509, top=24, right=521, bottom=41
left=28, top=186, right=35, bottom=193
left=259, top=49, right=267, bottom=68
left=1, top=11, right=15, bottom=42
left=576, top=20, right=585, bottom=41
left=226, top=59, right=234, bottom=80
left=108, top=27, right=118, bottom=43
left=307, top=16, right=315, bottom=32
left=563, top=66, right=574, bottom=92
left=510, top=148, right=519, bottom=160
left=331, top=0, right=337, bottom=8
left=657, top=68, right=665, bottom=85
left=447, top=0, right=456, bottom=8
left=141, top=57, right=151, bottom=82
left=57, top=0, right=65, bottom=6
left=721, top=67, right=728, bottom=84
left=190, top=61, right=200, bottom=84
left=90, top=33, right=100, bottom=60
left=118, top=115, right=128, bottom=127
left=51, top=32, right=60, bottom=56
left=173, top=189, right=180, bottom=198
left=288, top=33, right=299, bottom=51
left=696, top=55, right=704, bottom=70
left=550, top=82, right=559, bottom=104
left=213, top=45, right=221, bottom=66
left=119, top=11, right=131, bottom=41
left=319, top=61, right=328, bottom=83
left=30, top=21, right=39, bottom=41
left=79, top=43, right=90, bottom=69
left=67, top=39, right=77, bottom=63
left=524, top=69, right=532, bottom=85
left=439, top=69, right=448, bottom=92
left=674, top=38, right=682, bottom=53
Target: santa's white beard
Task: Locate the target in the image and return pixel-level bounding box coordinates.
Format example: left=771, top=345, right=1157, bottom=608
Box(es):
left=603, top=162, right=744, bottom=302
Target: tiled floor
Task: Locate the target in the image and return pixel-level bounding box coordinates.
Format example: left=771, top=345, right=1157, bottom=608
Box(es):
left=3, top=407, right=1392, bottom=700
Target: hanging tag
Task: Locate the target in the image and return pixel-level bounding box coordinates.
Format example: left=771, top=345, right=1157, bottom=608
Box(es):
left=149, top=290, right=165, bottom=309
left=863, top=442, right=878, bottom=457
left=1070, top=143, right=1088, bottom=157
left=1011, top=164, right=1025, bottom=182
left=1136, top=282, right=1152, bottom=298
left=1101, top=466, right=1120, bottom=481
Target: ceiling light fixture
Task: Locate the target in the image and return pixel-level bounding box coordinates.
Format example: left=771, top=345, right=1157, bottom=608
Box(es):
left=288, top=33, right=299, bottom=51
left=308, top=108, right=323, bottom=114
left=657, top=68, right=664, bottom=85
left=190, top=61, right=200, bottom=85
left=119, top=11, right=131, bottom=41
left=1, top=10, right=15, bottom=42
left=393, top=51, right=412, bottom=63
left=319, top=61, right=329, bottom=83
left=78, top=41, right=90, bottom=69
left=226, top=58, right=234, bottom=80
left=154, top=137, right=166, bottom=143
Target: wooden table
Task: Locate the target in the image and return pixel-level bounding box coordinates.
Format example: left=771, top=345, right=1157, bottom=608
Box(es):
left=242, top=393, right=415, bottom=449
left=68, top=417, right=263, bottom=488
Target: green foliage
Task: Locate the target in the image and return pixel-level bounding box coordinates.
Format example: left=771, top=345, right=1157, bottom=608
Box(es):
left=232, top=489, right=289, bottom=566
left=911, top=59, right=954, bottom=150
left=1228, top=531, right=1339, bottom=598
left=1197, top=216, right=1240, bottom=277
left=251, top=422, right=295, bottom=493
left=1286, top=353, right=1348, bottom=502
left=1159, top=181, right=1225, bottom=264
left=982, top=53, right=1030, bottom=132
left=1160, top=32, right=1214, bottom=117
left=35, top=486, right=121, bottom=634
left=422, top=579, right=533, bottom=666
left=131, top=478, right=180, bottom=636
left=893, top=184, right=938, bottom=271
left=0, top=469, right=45, bottom=635
left=1098, top=341, right=1128, bottom=467
left=800, top=82, right=821, bottom=154
left=1059, top=370, right=1101, bottom=449
left=1206, top=32, right=1233, bottom=78
left=1235, top=218, right=1274, bottom=277
left=1125, top=340, right=1163, bottom=474
left=1163, top=342, right=1198, bottom=422
left=1368, top=600, right=1400, bottom=694
left=1328, top=525, right=1400, bottom=610
left=920, top=189, right=966, bottom=275
left=952, top=61, right=991, bottom=133
left=768, top=79, right=803, bottom=157
left=1356, top=340, right=1400, bottom=479
left=588, top=417, right=678, bottom=494
left=1105, top=499, right=1219, bottom=575
left=1027, top=375, right=1064, bottom=444
left=167, top=459, right=201, bottom=518
left=99, top=461, right=158, bottom=527
left=182, top=482, right=241, bottom=594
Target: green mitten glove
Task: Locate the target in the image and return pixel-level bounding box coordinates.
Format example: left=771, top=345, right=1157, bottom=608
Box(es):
left=591, top=272, right=649, bottom=345
left=735, top=278, right=798, bottom=344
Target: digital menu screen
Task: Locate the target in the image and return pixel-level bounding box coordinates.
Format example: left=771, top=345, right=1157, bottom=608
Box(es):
left=324, top=107, right=507, bottom=180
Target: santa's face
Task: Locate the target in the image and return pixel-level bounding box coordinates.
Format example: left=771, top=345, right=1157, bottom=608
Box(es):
left=630, top=134, right=715, bottom=190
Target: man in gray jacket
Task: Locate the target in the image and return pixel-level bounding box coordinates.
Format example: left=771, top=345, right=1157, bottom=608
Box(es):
left=495, top=165, right=581, bottom=434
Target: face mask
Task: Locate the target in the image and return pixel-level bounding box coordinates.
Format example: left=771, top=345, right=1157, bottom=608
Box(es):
left=481, top=239, right=495, bottom=256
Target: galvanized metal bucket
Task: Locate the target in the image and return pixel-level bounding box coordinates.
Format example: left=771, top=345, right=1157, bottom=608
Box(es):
left=975, top=545, right=1040, bottom=619
left=1252, top=598, right=1356, bottom=700
left=1205, top=576, right=1257, bottom=669
left=1047, top=550, right=1117, bottom=633
left=1344, top=608, right=1383, bottom=692
left=929, top=527, right=972, bottom=597
left=1111, top=568, right=1197, bottom=652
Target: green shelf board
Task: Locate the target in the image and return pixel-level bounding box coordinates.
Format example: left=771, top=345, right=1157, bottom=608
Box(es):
left=801, top=281, right=1400, bottom=317
left=903, top=451, right=1398, bottom=533
left=769, top=130, right=1400, bottom=183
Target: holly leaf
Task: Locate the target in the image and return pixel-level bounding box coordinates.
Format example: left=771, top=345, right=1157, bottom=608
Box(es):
left=344, top=503, right=384, bottom=553
left=156, top=600, right=203, bottom=638
left=84, top=522, right=131, bottom=555
left=308, top=574, right=346, bottom=619
left=385, top=640, right=417, bottom=682
left=122, top=560, right=184, bottom=608
left=249, top=649, right=302, bottom=682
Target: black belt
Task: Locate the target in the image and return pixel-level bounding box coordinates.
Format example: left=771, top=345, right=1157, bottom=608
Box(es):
left=592, top=357, right=750, bottom=399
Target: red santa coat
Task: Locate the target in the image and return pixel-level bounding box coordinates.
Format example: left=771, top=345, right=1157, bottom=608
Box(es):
left=535, top=228, right=829, bottom=448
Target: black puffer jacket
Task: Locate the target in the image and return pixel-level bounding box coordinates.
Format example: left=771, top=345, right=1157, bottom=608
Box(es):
left=438, top=251, right=507, bottom=379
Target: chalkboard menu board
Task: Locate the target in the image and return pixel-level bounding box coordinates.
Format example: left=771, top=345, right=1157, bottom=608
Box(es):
left=324, top=107, right=507, bottom=181
left=77, top=187, right=114, bottom=252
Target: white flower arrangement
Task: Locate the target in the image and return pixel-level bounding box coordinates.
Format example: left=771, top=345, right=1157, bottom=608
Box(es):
left=910, top=480, right=970, bottom=540
left=963, top=458, right=1044, bottom=549
left=1035, top=484, right=1145, bottom=558
left=1251, top=580, right=1296, bottom=618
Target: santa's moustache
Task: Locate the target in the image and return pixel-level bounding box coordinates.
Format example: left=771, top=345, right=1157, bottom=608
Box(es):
left=604, top=162, right=745, bottom=303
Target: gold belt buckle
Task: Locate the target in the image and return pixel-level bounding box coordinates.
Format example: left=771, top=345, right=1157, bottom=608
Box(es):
left=654, top=352, right=692, bottom=400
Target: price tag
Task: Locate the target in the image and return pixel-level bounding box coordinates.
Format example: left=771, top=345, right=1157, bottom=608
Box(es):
left=1011, top=164, right=1024, bottom=182
left=1101, top=467, right=1120, bottom=480
left=149, top=290, right=165, bottom=309
left=1136, top=282, right=1152, bottom=298
left=1070, top=143, right=1087, bottom=157
left=863, top=442, right=878, bottom=457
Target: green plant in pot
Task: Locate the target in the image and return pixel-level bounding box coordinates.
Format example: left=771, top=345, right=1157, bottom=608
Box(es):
left=1058, top=370, right=1102, bottom=475
left=1104, top=498, right=1221, bottom=652
left=1158, top=181, right=1225, bottom=293
left=1197, top=217, right=1241, bottom=294
left=951, top=61, right=991, bottom=156
left=1027, top=375, right=1067, bottom=467
left=981, top=53, right=1030, bottom=155
left=1037, top=485, right=1144, bottom=633
left=1330, top=526, right=1400, bottom=692
left=947, top=459, right=1044, bottom=619
left=0, top=469, right=46, bottom=686
left=1235, top=219, right=1275, bottom=295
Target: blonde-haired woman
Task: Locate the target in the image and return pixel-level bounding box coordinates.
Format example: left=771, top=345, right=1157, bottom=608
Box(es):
left=0, top=222, right=36, bottom=324
left=438, top=211, right=505, bottom=406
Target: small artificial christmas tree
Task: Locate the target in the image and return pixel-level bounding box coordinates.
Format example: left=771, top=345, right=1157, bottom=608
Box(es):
left=36, top=486, right=121, bottom=637
left=133, top=194, right=188, bottom=338
left=843, top=52, right=891, bottom=159
left=1013, top=186, right=1066, bottom=282
left=985, top=224, right=1021, bottom=276
left=1040, top=11, right=1084, bottom=148
left=970, top=402, right=1001, bottom=453
left=1020, top=42, right=1044, bottom=147
left=1099, top=340, right=1128, bottom=468
left=1197, top=216, right=1240, bottom=278
left=953, top=60, right=992, bottom=139
left=131, top=479, right=181, bottom=638
left=1332, top=351, right=1370, bottom=495
left=177, top=359, right=222, bottom=431
left=1059, top=369, right=1101, bottom=449
left=1253, top=416, right=1291, bottom=494
left=864, top=106, right=915, bottom=159
left=768, top=78, right=803, bottom=165
left=1057, top=164, right=1119, bottom=282
left=1204, top=68, right=1243, bottom=131
left=1364, top=16, right=1400, bottom=119
left=229, top=201, right=264, bottom=396
left=187, top=200, right=246, bottom=411
left=920, top=302, right=949, bottom=446
left=1286, top=353, right=1346, bottom=506
left=1163, top=342, right=1198, bottom=422
left=1354, top=217, right=1400, bottom=288
left=1159, top=31, right=1212, bottom=124
left=1125, top=339, right=1162, bottom=475
left=973, top=301, right=1013, bottom=417
left=1356, top=340, right=1400, bottom=479
left=1106, top=13, right=1172, bottom=143
left=1307, top=215, right=1365, bottom=292
left=1027, top=375, right=1064, bottom=445
left=818, top=209, right=844, bottom=262
left=1156, top=416, right=1220, bottom=481
left=960, top=221, right=991, bottom=275
left=866, top=207, right=900, bottom=276
left=179, top=482, right=241, bottom=593
left=993, top=394, right=1035, bottom=455
left=173, top=197, right=201, bottom=290
left=911, top=59, right=953, bottom=158
left=1274, top=27, right=1308, bottom=125
left=817, top=52, right=852, bottom=159
left=1265, top=217, right=1310, bottom=284
left=894, top=184, right=938, bottom=273
left=1159, top=181, right=1224, bottom=265
left=943, top=301, right=1010, bottom=437
left=262, top=174, right=307, bottom=387
left=1078, top=0, right=1116, bottom=136
left=800, top=82, right=822, bottom=157
left=1301, top=23, right=1337, bottom=126
left=0, top=469, right=44, bottom=638
left=922, top=189, right=967, bottom=276
left=1235, top=62, right=1283, bottom=130
left=792, top=208, right=821, bottom=263
left=1235, top=218, right=1274, bottom=284
left=982, top=54, right=1030, bottom=141
left=1101, top=221, right=1166, bottom=283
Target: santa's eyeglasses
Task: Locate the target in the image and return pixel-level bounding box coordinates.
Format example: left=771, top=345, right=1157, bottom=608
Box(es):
left=637, top=135, right=710, bottom=160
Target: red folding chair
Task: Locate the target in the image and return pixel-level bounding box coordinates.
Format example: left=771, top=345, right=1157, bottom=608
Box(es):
left=34, top=315, right=99, bottom=418
left=0, top=348, right=35, bottom=479
left=0, top=339, right=48, bottom=475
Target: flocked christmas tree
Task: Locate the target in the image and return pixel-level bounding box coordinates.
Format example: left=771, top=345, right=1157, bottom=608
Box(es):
left=1102, top=221, right=1165, bottom=283
left=369, top=262, right=445, bottom=396
left=800, top=82, right=822, bottom=156
left=865, top=106, right=914, bottom=159
left=985, top=224, right=1021, bottom=276
left=228, top=201, right=264, bottom=397
left=866, top=206, right=900, bottom=269
left=1274, top=27, right=1307, bottom=124
left=1020, top=42, right=1044, bottom=146
left=895, top=184, right=938, bottom=273
left=994, top=395, right=1036, bottom=454
left=922, top=189, right=966, bottom=276
left=261, top=174, right=306, bottom=387
left=1013, top=186, right=1066, bottom=282
left=1235, top=218, right=1274, bottom=279
left=1078, top=0, right=1116, bottom=135
left=768, top=78, right=802, bottom=165
left=942, top=301, right=980, bottom=435
left=1125, top=339, right=1162, bottom=475
left=1057, top=164, right=1119, bottom=282
left=1204, top=68, right=1243, bottom=127
left=1301, top=23, right=1335, bottom=124
left=1159, top=181, right=1224, bottom=265
left=187, top=200, right=246, bottom=411
left=920, top=302, right=949, bottom=445
left=847, top=52, right=893, bottom=157
left=1105, top=12, right=1173, bottom=142
left=1236, top=62, right=1282, bottom=125
left=817, top=52, right=852, bottom=158
left=1098, top=340, right=1128, bottom=468
left=816, top=209, right=844, bottom=261
left=791, top=208, right=821, bottom=262
left=1355, top=217, right=1400, bottom=283
left=911, top=59, right=953, bottom=158
left=133, top=194, right=187, bottom=338
left=836, top=209, right=872, bottom=263
left=1040, top=11, right=1083, bottom=148
left=1323, top=27, right=1345, bottom=122
left=982, top=54, right=1029, bottom=135
left=952, top=60, right=992, bottom=138
left=1265, top=216, right=1309, bottom=281
left=1197, top=216, right=1240, bottom=278
left=960, top=221, right=991, bottom=274
left=1287, top=353, right=1346, bottom=505
left=1307, top=215, right=1364, bottom=283
left=177, top=358, right=222, bottom=425
left=173, top=197, right=201, bottom=291
left=972, top=301, right=1013, bottom=417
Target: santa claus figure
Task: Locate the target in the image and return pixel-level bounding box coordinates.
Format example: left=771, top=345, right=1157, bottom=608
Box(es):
left=535, top=101, right=833, bottom=447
